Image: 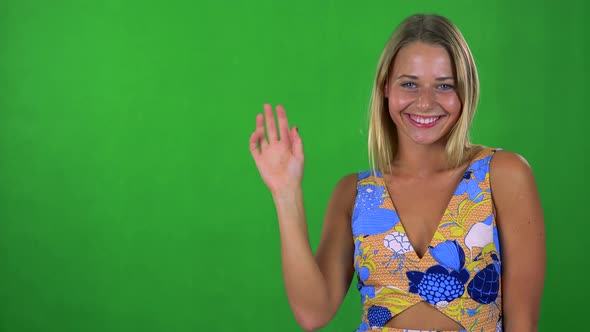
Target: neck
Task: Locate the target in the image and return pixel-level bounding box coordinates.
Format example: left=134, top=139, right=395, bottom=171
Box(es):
left=391, top=142, right=449, bottom=177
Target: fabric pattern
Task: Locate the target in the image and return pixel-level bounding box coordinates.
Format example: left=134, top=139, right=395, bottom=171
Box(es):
left=353, top=148, right=502, bottom=332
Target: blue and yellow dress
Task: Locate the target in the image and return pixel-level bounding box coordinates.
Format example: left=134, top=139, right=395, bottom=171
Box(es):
left=353, top=148, right=502, bottom=332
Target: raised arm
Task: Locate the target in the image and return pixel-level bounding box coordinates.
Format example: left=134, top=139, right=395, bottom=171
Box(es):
left=490, top=151, right=546, bottom=332
left=249, top=104, right=356, bottom=331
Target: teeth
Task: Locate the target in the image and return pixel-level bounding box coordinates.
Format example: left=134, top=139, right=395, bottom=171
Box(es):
left=409, top=115, right=441, bottom=124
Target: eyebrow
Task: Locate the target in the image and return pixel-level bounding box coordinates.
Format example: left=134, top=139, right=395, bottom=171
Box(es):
left=396, top=74, right=455, bottom=81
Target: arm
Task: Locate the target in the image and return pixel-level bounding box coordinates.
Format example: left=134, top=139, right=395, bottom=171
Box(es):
left=274, top=174, right=356, bottom=331
left=249, top=104, right=356, bottom=331
left=490, top=151, right=546, bottom=332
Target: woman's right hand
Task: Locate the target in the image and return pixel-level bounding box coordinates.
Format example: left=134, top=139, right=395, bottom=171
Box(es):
left=249, top=104, right=304, bottom=196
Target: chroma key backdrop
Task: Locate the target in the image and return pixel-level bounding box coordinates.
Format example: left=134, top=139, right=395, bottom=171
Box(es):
left=0, top=0, right=588, bottom=331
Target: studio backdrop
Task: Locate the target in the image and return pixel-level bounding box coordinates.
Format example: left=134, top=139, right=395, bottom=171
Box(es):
left=0, top=0, right=588, bottom=331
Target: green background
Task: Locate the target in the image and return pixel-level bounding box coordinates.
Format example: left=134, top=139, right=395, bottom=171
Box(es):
left=0, top=0, right=587, bottom=331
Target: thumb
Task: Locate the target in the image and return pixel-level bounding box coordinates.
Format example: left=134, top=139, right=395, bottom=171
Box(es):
left=290, top=126, right=304, bottom=158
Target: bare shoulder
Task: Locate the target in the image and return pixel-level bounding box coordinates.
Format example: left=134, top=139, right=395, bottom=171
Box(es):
left=489, top=149, right=543, bottom=227
left=490, top=149, right=532, bottom=171
left=490, top=150, right=536, bottom=189
left=334, top=172, right=359, bottom=188
left=329, top=173, right=359, bottom=218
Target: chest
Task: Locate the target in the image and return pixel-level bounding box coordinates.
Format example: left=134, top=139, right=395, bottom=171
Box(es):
left=383, top=172, right=463, bottom=258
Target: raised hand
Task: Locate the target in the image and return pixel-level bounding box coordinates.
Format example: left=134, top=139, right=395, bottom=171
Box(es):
left=249, top=104, right=304, bottom=196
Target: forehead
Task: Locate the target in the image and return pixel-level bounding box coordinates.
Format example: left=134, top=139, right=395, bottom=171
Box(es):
left=391, top=42, right=454, bottom=77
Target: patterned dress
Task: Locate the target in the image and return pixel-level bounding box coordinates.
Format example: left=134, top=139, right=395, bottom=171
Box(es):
left=353, top=148, right=502, bottom=332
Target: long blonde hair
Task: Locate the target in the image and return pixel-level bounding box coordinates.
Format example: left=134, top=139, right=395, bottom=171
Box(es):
left=368, top=14, right=480, bottom=174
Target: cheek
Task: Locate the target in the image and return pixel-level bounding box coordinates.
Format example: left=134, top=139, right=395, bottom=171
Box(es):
left=441, top=94, right=462, bottom=115
left=387, top=91, right=414, bottom=114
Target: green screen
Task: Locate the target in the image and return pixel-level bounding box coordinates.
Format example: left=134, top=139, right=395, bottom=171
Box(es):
left=0, top=0, right=587, bottom=331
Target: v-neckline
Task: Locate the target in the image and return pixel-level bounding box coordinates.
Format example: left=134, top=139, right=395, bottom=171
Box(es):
left=379, top=152, right=483, bottom=260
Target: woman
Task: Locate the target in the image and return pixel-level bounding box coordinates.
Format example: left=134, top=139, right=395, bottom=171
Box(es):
left=249, top=14, right=545, bottom=332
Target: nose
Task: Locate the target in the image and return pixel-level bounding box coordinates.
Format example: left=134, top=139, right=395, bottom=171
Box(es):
left=416, top=88, right=435, bottom=111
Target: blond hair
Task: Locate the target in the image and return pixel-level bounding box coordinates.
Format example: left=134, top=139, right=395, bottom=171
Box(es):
left=368, top=14, right=480, bottom=174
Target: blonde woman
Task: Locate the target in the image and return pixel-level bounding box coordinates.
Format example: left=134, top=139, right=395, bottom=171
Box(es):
left=249, top=14, right=545, bottom=332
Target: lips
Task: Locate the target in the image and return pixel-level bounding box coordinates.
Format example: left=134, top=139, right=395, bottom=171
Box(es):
left=405, top=113, right=445, bottom=128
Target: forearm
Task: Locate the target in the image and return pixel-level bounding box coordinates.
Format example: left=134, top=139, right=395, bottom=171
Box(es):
left=273, top=189, right=332, bottom=329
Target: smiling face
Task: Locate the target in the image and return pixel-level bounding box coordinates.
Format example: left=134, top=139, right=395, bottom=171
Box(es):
left=385, top=42, right=462, bottom=147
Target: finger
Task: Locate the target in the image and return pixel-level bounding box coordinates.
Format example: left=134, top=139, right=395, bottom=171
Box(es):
left=249, top=130, right=261, bottom=159
left=276, top=105, right=291, bottom=144
left=255, top=113, right=268, bottom=150
left=250, top=114, right=265, bottom=156
left=264, top=104, right=278, bottom=142
left=290, top=126, right=304, bottom=159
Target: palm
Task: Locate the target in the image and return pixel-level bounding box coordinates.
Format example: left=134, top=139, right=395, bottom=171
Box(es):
left=249, top=104, right=304, bottom=195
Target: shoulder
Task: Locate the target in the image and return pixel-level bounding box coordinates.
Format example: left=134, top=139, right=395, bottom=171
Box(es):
left=489, top=150, right=540, bottom=211
left=335, top=172, right=360, bottom=186
left=329, top=173, right=361, bottom=217
left=490, top=150, right=535, bottom=185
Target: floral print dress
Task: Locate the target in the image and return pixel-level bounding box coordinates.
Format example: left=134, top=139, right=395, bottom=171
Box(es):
left=353, top=148, right=502, bottom=332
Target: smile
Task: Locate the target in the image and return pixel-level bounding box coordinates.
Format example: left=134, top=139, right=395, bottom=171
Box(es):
left=405, top=114, right=445, bottom=128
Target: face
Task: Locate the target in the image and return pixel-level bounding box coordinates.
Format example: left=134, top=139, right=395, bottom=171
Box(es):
left=385, top=42, right=462, bottom=147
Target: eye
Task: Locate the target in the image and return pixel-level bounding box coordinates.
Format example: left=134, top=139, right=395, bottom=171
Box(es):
left=400, top=82, right=417, bottom=88
left=438, top=83, right=454, bottom=90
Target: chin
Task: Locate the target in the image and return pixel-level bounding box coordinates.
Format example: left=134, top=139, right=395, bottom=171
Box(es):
left=409, top=135, right=447, bottom=146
